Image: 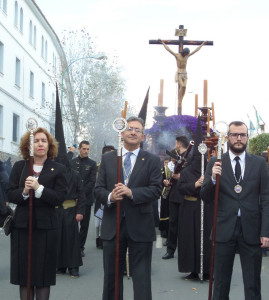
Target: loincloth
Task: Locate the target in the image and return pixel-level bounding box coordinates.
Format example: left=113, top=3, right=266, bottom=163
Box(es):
left=175, top=71, right=188, bottom=82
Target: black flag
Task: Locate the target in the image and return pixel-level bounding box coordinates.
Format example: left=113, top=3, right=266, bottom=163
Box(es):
left=55, top=83, right=67, bottom=158
left=138, top=86, right=150, bottom=124
left=138, top=87, right=150, bottom=149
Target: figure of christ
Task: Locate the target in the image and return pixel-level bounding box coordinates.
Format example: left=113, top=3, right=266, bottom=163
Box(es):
left=158, top=39, right=207, bottom=115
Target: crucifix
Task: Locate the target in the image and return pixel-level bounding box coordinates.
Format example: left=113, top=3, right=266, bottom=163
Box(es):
left=149, top=25, right=213, bottom=115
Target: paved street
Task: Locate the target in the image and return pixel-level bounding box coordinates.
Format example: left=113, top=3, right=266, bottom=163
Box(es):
left=1, top=213, right=269, bottom=300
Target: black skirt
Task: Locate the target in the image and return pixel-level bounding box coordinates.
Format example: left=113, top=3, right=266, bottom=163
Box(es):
left=10, top=227, right=58, bottom=287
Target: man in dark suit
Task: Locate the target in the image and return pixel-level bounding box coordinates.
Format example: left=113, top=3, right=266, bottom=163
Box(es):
left=70, top=141, right=97, bottom=257
left=95, top=116, right=162, bottom=300
left=201, top=121, right=269, bottom=300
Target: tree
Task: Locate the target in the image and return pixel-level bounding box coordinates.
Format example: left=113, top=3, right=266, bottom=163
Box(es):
left=248, top=133, right=269, bottom=155
left=61, top=29, right=126, bottom=160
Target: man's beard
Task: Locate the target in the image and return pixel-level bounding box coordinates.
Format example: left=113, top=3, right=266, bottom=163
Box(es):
left=228, top=141, right=248, bottom=154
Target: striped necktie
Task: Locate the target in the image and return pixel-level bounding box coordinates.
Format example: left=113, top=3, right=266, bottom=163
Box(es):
left=123, top=152, right=133, bottom=183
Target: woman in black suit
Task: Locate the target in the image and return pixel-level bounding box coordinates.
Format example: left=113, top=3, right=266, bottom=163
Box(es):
left=7, top=128, right=67, bottom=300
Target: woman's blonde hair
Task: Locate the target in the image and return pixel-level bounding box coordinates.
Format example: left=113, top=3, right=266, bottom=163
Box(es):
left=19, top=127, right=58, bottom=160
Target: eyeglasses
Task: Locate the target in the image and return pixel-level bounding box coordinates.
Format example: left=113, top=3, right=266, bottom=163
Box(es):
left=126, top=127, right=143, bottom=133
left=228, top=133, right=248, bottom=139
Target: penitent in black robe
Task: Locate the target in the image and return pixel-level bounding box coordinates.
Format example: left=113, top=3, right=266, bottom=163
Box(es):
left=56, top=167, right=86, bottom=269
left=177, top=164, right=213, bottom=275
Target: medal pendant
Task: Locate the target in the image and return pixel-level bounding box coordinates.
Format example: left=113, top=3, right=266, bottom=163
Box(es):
left=234, top=184, right=242, bottom=194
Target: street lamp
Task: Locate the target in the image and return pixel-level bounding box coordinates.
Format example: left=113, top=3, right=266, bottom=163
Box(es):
left=60, top=54, right=107, bottom=111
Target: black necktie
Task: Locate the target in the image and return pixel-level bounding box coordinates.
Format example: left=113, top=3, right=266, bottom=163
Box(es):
left=234, top=156, right=241, bottom=181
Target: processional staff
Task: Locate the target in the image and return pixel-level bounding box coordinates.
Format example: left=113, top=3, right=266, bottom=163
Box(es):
left=26, top=118, right=38, bottom=300
left=112, top=117, right=127, bottom=300
left=208, top=122, right=228, bottom=300
left=198, top=141, right=207, bottom=281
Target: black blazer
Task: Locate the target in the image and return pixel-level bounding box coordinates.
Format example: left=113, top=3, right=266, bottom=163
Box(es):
left=7, top=159, right=67, bottom=230
left=201, top=152, right=269, bottom=245
left=94, top=149, right=162, bottom=242
left=70, top=156, right=97, bottom=205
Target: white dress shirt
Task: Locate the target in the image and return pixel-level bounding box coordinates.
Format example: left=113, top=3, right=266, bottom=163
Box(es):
left=107, top=147, right=140, bottom=205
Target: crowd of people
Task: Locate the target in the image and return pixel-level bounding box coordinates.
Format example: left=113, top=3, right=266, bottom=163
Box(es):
left=0, top=117, right=269, bottom=300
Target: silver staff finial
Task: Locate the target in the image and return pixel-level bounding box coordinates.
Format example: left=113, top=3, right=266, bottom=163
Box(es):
left=198, top=142, right=207, bottom=155
left=213, top=121, right=228, bottom=136
left=26, top=118, right=38, bottom=133
left=213, top=121, right=228, bottom=159
left=112, top=118, right=127, bottom=133
left=26, top=118, right=38, bottom=157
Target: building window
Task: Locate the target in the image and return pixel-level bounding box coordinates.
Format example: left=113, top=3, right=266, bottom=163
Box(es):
left=41, top=35, right=44, bottom=58
left=42, top=82, right=45, bottom=106
left=15, top=57, right=21, bottom=87
left=14, top=1, right=18, bottom=27
left=45, top=40, right=48, bottom=61
left=12, top=113, right=20, bottom=142
left=0, top=41, right=3, bottom=73
left=29, top=20, right=32, bottom=44
left=33, top=26, right=36, bottom=48
left=0, top=105, right=3, bottom=137
left=19, top=7, right=23, bottom=33
left=3, top=0, right=7, bottom=13
left=30, top=71, right=34, bottom=97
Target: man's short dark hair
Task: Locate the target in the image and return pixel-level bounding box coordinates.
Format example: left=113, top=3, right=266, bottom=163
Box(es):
left=79, top=140, right=89, bottom=148
left=102, top=145, right=115, bottom=154
left=176, top=136, right=189, bottom=148
left=228, top=121, right=248, bottom=134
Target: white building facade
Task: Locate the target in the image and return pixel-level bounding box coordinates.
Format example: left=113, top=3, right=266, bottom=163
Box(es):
left=0, top=0, right=74, bottom=161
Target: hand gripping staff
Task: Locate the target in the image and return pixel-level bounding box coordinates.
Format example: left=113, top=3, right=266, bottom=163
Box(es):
left=208, top=122, right=228, bottom=300
left=112, top=118, right=127, bottom=300
left=198, top=141, right=207, bottom=281
left=26, top=118, right=38, bottom=300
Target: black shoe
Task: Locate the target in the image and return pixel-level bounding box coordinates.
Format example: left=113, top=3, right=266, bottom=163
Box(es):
left=184, top=272, right=199, bottom=280
left=56, top=268, right=66, bottom=275
left=99, top=239, right=103, bottom=249
left=162, top=252, right=174, bottom=259
left=202, top=273, right=210, bottom=281
left=96, top=238, right=103, bottom=249
left=69, top=267, right=79, bottom=278
left=163, top=240, right=168, bottom=246
left=81, top=249, right=85, bottom=257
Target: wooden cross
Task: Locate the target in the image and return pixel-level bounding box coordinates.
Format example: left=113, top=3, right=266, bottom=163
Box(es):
left=149, top=25, right=213, bottom=115
left=149, top=25, right=213, bottom=53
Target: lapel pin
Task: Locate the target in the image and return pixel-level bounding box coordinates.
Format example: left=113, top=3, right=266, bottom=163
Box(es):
left=51, top=168, right=54, bottom=171
left=142, top=158, right=145, bottom=161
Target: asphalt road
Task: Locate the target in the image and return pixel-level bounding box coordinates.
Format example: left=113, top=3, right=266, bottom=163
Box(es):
left=1, top=213, right=269, bottom=300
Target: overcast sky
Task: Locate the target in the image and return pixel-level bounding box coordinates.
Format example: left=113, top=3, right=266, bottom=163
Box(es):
left=36, top=0, right=269, bottom=131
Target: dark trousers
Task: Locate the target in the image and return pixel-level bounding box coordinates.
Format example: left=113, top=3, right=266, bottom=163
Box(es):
left=167, top=201, right=181, bottom=253
left=213, top=217, right=262, bottom=300
left=102, top=218, right=153, bottom=300
left=79, top=205, right=92, bottom=250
